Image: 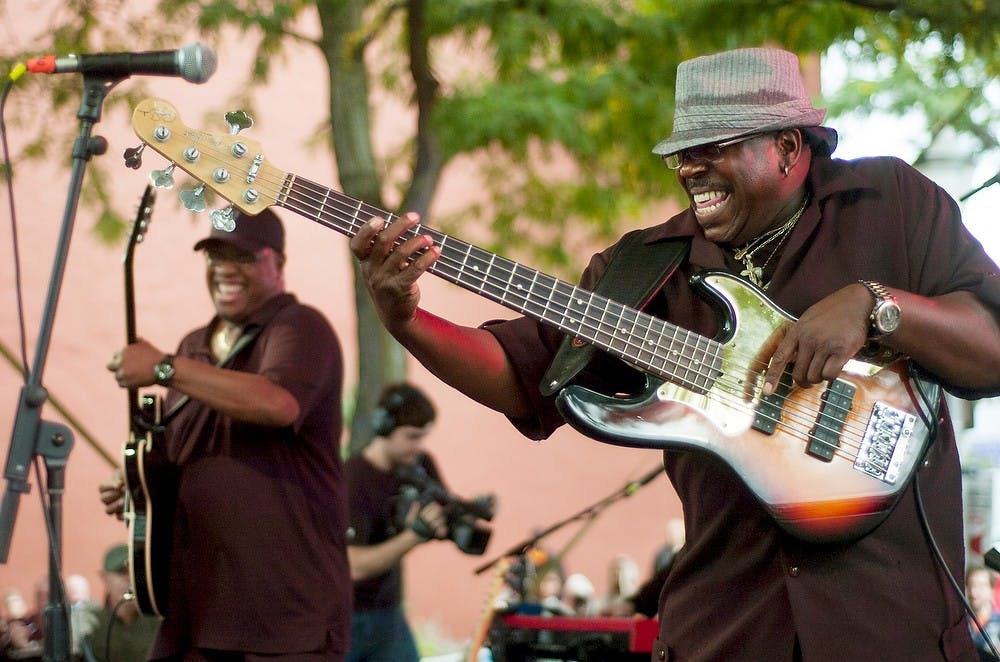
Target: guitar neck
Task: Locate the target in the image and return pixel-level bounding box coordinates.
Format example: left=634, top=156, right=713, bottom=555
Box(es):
left=279, top=175, right=721, bottom=393
left=124, top=185, right=155, bottom=425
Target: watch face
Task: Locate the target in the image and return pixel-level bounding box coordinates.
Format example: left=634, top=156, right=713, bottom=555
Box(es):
left=155, top=362, right=175, bottom=383
left=875, top=302, right=901, bottom=333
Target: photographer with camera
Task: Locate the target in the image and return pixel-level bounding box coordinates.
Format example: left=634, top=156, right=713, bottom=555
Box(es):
left=345, top=383, right=493, bottom=662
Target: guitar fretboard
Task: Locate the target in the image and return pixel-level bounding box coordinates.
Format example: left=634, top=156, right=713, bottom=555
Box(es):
left=280, top=174, right=723, bottom=394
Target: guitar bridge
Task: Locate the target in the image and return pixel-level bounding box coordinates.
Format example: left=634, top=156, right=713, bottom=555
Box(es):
left=854, top=402, right=917, bottom=484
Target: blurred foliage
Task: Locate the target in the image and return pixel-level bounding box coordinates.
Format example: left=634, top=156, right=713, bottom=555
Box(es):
left=2, top=0, right=996, bottom=266
left=1, top=0, right=996, bottom=445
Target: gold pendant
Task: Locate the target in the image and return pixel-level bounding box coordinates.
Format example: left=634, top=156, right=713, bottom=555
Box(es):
left=740, top=262, right=763, bottom=287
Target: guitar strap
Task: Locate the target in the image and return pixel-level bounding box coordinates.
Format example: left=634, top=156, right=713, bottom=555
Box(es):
left=156, top=323, right=263, bottom=428
left=539, top=232, right=690, bottom=397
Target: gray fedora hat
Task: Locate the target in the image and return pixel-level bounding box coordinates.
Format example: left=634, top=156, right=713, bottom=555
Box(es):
left=652, top=47, right=837, bottom=157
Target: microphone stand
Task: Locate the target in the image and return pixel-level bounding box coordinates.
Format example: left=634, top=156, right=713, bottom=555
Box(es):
left=473, top=465, right=663, bottom=591
left=0, top=74, right=122, bottom=662
left=959, top=169, right=1000, bottom=202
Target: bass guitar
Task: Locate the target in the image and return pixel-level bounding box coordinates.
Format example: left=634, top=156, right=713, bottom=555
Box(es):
left=129, top=97, right=938, bottom=544
left=121, top=184, right=174, bottom=616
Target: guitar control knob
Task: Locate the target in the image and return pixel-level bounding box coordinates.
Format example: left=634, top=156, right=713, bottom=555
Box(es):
left=180, top=184, right=206, bottom=213
left=225, top=109, right=253, bottom=134
left=150, top=164, right=176, bottom=189
left=210, top=206, right=237, bottom=232
left=123, top=144, right=145, bottom=169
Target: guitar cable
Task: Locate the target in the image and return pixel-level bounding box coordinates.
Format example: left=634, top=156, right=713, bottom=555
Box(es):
left=911, top=375, right=1000, bottom=660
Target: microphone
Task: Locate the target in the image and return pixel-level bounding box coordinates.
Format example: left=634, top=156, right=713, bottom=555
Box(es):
left=25, top=43, right=217, bottom=84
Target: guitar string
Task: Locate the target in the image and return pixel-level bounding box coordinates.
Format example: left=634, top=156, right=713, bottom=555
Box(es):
left=171, top=144, right=876, bottom=465
left=274, top=175, right=878, bottom=460
left=285, top=184, right=876, bottom=463
left=187, top=149, right=876, bottom=466
left=155, top=140, right=898, bottom=465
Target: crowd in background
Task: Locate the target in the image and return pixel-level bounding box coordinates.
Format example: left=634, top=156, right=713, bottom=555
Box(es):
left=1, top=544, right=157, bottom=661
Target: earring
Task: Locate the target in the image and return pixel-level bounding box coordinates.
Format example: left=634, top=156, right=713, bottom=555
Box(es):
left=781, top=164, right=789, bottom=176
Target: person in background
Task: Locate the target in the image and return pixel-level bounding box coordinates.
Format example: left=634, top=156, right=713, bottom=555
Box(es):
left=563, top=573, right=596, bottom=615
left=101, top=208, right=351, bottom=660
left=2, top=588, right=42, bottom=660
left=82, top=544, right=158, bottom=662
left=350, top=46, right=1000, bottom=659
left=966, top=565, right=1000, bottom=661
left=595, top=554, right=641, bottom=617
left=65, top=574, right=100, bottom=660
left=651, top=517, right=686, bottom=576
left=344, top=383, right=449, bottom=662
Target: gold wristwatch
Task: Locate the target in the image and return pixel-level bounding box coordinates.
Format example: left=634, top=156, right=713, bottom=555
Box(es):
left=858, top=280, right=901, bottom=339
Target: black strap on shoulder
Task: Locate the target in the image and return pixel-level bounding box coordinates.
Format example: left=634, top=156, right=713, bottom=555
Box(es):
left=539, top=232, right=690, bottom=396
left=158, top=323, right=263, bottom=427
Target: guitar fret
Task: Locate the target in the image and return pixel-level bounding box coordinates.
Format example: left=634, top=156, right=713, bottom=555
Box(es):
left=613, top=305, right=639, bottom=359
left=508, top=263, right=534, bottom=311
left=635, top=314, right=658, bottom=370
left=353, top=199, right=362, bottom=229
left=317, top=187, right=331, bottom=225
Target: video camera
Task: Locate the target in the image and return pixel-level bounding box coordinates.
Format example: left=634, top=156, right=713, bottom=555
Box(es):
left=396, top=463, right=495, bottom=556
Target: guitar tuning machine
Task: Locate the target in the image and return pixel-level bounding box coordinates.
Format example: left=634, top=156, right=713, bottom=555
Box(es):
left=210, top=206, right=238, bottom=232
left=224, top=109, right=254, bottom=135
left=123, top=143, right=145, bottom=170
left=149, top=163, right=176, bottom=190
left=179, top=184, right=207, bottom=213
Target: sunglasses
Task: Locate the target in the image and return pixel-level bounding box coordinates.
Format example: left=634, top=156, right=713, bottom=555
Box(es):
left=662, top=133, right=765, bottom=170
left=205, top=246, right=269, bottom=265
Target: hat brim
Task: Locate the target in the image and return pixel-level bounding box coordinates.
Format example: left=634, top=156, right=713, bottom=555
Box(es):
left=652, top=108, right=828, bottom=156
left=193, top=236, right=263, bottom=253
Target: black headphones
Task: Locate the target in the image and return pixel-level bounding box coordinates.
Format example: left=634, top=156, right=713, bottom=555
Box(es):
left=371, top=391, right=406, bottom=437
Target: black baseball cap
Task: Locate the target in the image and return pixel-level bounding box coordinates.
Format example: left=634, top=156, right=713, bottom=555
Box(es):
left=193, top=207, right=285, bottom=254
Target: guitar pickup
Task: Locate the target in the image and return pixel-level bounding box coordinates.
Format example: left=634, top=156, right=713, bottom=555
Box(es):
left=752, top=367, right=794, bottom=435
left=806, top=379, right=856, bottom=462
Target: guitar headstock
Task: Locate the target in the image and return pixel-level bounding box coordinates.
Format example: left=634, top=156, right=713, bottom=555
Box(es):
left=130, top=97, right=284, bottom=218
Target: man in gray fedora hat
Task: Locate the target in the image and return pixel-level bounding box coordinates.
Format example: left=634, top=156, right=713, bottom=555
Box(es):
left=351, top=47, right=1000, bottom=660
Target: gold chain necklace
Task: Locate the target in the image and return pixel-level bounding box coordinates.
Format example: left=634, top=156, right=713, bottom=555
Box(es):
left=211, top=321, right=244, bottom=360
left=732, top=194, right=809, bottom=289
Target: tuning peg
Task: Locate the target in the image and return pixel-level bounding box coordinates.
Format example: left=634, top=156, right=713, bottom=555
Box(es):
left=180, top=184, right=207, bottom=213
left=123, top=144, right=145, bottom=169
left=149, top=163, right=176, bottom=189
left=224, top=109, right=254, bottom=135
left=210, top=206, right=238, bottom=232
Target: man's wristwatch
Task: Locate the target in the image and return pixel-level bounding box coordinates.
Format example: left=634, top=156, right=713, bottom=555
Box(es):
left=858, top=280, right=901, bottom=339
left=153, top=354, right=176, bottom=386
